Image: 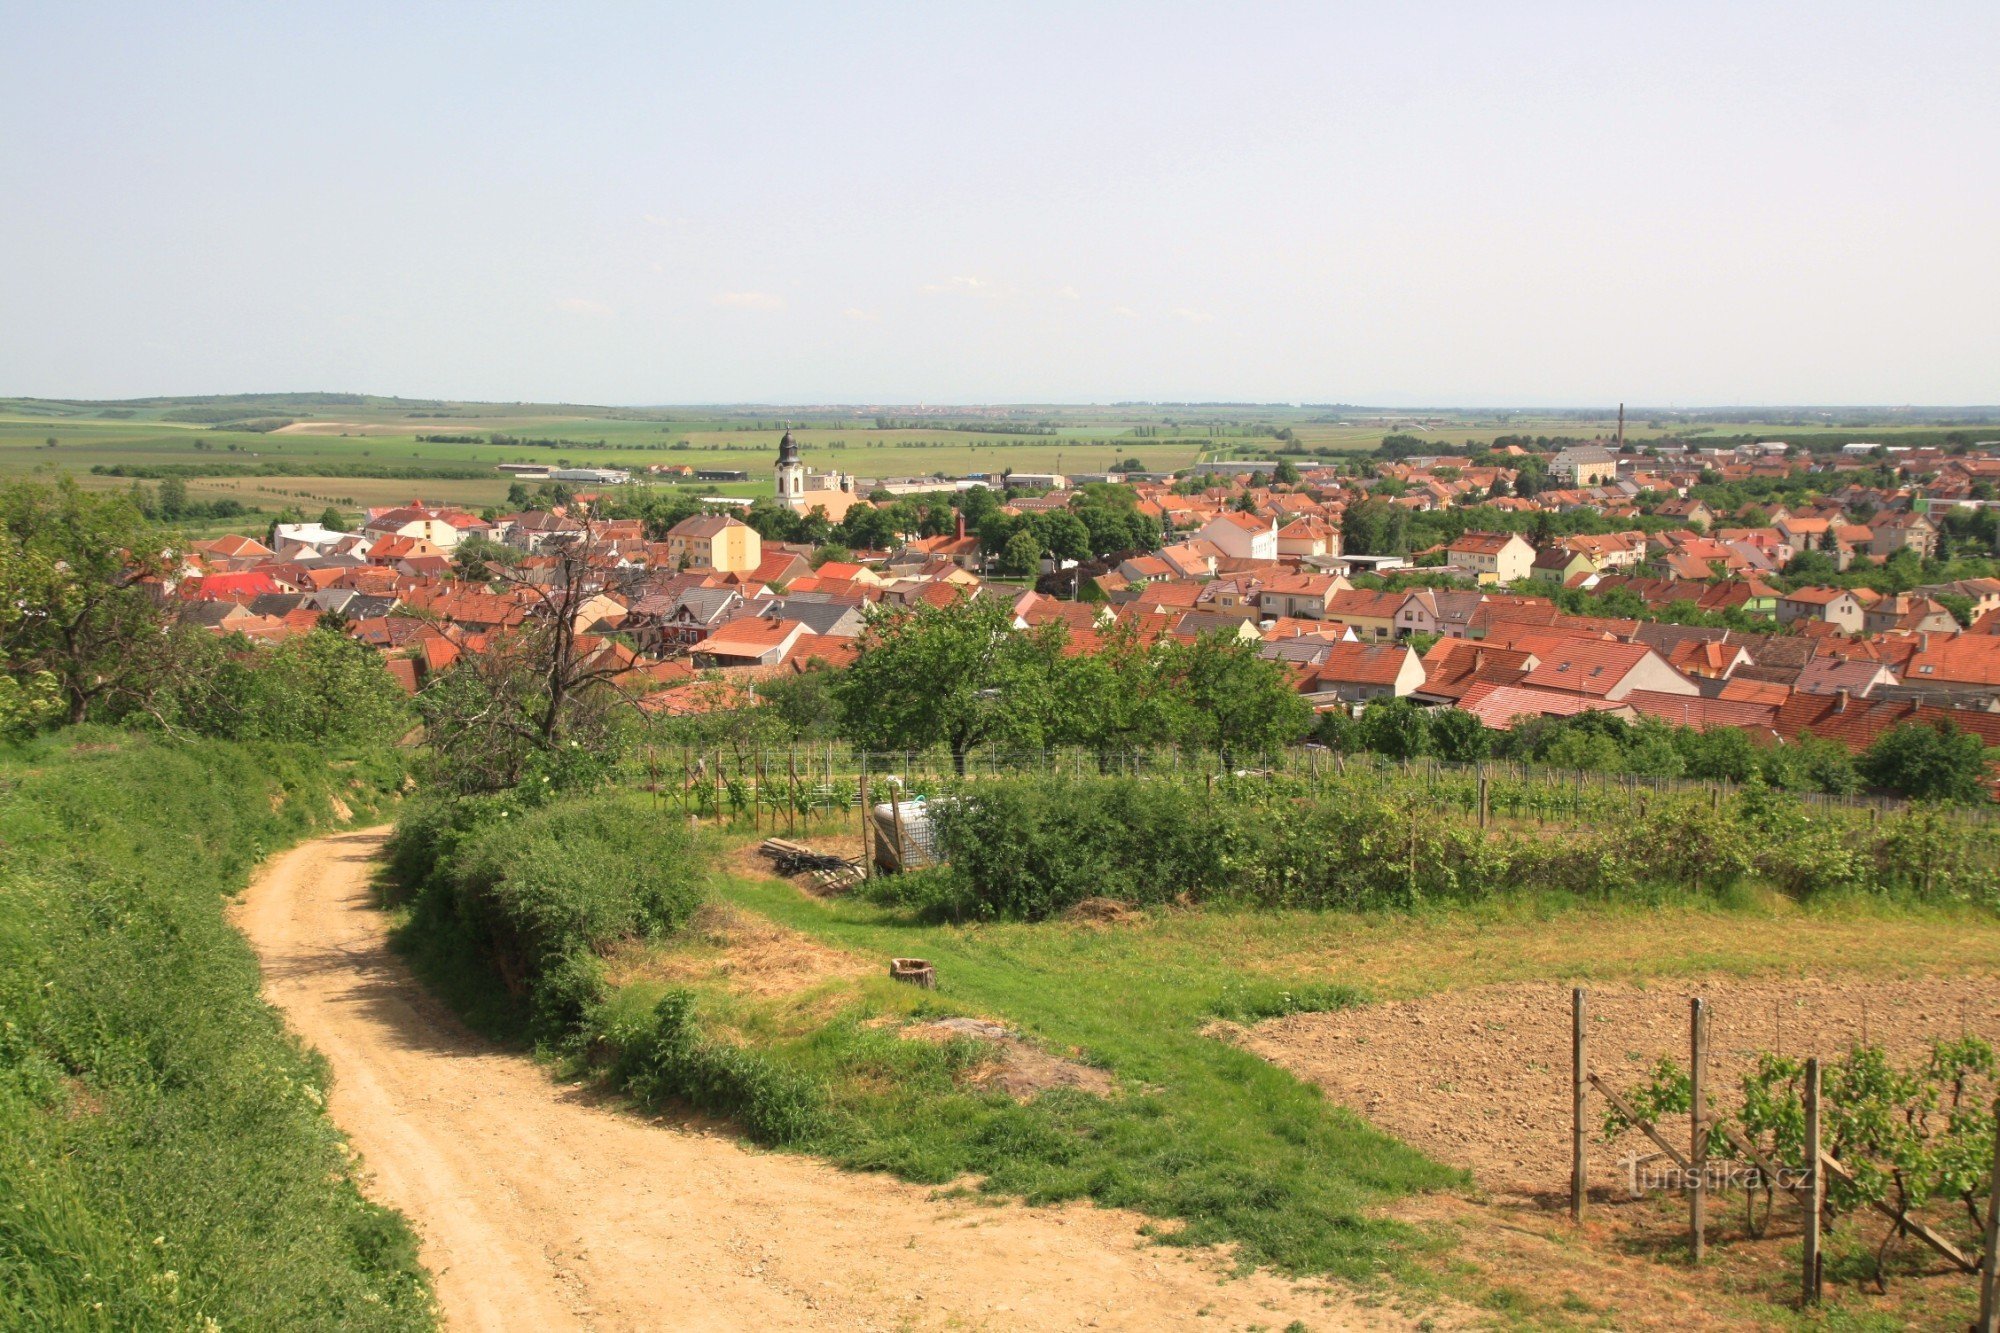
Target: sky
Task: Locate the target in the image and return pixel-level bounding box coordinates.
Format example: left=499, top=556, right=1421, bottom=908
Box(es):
left=3, top=2, right=1997, bottom=407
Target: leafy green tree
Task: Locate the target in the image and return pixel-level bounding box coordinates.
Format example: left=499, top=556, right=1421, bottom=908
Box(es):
left=1272, top=457, right=1302, bottom=486
left=320, top=505, right=350, bottom=531
left=1352, top=696, right=1429, bottom=759
left=1001, top=528, right=1043, bottom=577
left=1161, top=634, right=1313, bottom=764
left=834, top=596, right=1060, bottom=773
left=1426, top=707, right=1490, bottom=762
left=1860, top=721, right=1993, bottom=803
left=0, top=478, right=183, bottom=725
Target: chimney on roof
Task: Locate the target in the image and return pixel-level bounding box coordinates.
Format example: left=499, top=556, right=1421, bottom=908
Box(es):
left=1920, top=631, right=1930, bottom=652
left=955, top=510, right=968, bottom=542
left=1834, top=688, right=1849, bottom=713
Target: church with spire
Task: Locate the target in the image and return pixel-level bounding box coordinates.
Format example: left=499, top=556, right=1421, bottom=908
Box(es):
left=773, top=430, right=861, bottom=519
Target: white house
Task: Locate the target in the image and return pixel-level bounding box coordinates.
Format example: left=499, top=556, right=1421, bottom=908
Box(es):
left=1196, top=511, right=1279, bottom=562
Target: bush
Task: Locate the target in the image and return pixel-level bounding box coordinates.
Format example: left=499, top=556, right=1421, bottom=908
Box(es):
left=917, top=773, right=2000, bottom=920
left=390, top=790, right=705, bottom=1044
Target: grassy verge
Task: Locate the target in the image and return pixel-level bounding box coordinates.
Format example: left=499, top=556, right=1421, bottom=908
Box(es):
left=0, top=730, right=431, bottom=1330
left=618, top=856, right=1468, bottom=1283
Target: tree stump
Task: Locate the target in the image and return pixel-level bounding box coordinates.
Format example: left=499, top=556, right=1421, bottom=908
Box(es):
left=889, top=958, right=936, bottom=989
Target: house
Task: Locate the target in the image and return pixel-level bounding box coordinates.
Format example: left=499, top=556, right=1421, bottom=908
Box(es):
left=1861, top=594, right=1958, bottom=637
left=691, top=617, right=810, bottom=668
left=1254, top=572, right=1345, bottom=621
left=1868, top=510, right=1939, bottom=561
left=1309, top=643, right=1426, bottom=702
left=1196, top=511, right=1279, bottom=562
left=665, top=514, right=762, bottom=573
left=1324, top=588, right=1412, bottom=640
left=1550, top=445, right=1618, bottom=487
left=1776, top=586, right=1865, bottom=634
left=1275, top=517, right=1340, bottom=560
left=362, top=501, right=489, bottom=550
left=1446, top=531, right=1535, bottom=586
left=1530, top=547, right=1596, bottom=585
left=1513, top=637, right=1698, bottom=701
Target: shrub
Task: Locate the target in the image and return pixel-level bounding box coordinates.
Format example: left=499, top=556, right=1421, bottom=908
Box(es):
left=594, top=989, right=824, bottom=1145
left=391, top=790, right=706, bottom=1044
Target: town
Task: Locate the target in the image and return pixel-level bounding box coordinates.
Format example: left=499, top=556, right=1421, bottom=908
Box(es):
left=169, top=422, right=2000, bottom=797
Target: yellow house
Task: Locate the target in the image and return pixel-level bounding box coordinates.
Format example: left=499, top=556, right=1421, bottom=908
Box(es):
left=666, top=513, right=762, bottom=573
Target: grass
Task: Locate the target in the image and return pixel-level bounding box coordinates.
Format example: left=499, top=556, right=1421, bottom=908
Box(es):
left=642, top=859, right=1467, bottom=1282
left=0, top=730, right=431, bottom=1329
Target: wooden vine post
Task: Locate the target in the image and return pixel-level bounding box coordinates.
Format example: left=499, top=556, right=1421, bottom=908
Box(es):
left=1689, top=996, right=1709, bottom=1266
left=1979, top=1095, right=2000, bottom=1333
left=1571, top=987, right=1587, bottom=1223
left=1802, top=1056, right=1823, bottom=1307
left=858, top=766, right=874, bottom=880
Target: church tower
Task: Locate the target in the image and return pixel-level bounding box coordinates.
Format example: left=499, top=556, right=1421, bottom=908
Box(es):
left=775, top=429, right=806, bottom=510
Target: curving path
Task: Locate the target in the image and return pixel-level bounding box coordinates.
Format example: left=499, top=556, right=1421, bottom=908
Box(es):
left=234, top=828, right=1402, bottom=1332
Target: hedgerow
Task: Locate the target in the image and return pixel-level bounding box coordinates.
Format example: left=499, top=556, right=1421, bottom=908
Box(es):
left=388, top=790, right=825, bottom=1138
left=388, top=791, right=703, bottom=1043
left=895, top=773, right=2000, bottom=921
left=0, top=731, right=431, bottom=1329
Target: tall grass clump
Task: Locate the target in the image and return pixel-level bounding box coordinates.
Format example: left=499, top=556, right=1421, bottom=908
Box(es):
left=0, top=730, right=431, bottom=1330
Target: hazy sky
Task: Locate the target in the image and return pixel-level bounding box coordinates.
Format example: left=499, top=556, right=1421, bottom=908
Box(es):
left=4, top=2, right=1997, bottom=406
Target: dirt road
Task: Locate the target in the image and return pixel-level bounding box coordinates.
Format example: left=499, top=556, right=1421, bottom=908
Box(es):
left=235, top=829, right=1400, bottom=1332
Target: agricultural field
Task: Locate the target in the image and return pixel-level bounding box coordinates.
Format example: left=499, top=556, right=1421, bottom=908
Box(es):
left=9, top=394, right=1992, bottom=527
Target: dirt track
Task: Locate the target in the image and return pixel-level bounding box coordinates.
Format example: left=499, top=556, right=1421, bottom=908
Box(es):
left=234, top=829, right=1400, bottom=1332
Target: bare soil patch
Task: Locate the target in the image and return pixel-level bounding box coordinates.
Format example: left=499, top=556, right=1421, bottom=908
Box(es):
left=605, top=902, right=872, bottom=999
left=905, top=1017, right=1120, bottom=1101
left=1238, top=974, right=2000, bottom=1205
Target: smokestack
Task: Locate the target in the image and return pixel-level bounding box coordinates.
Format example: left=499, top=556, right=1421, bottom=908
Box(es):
left=955, top=510, right=966, bottom=542
left=1617, top=403, right=1625, bottom=451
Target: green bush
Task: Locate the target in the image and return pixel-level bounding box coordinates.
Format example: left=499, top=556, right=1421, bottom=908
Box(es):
left=0, top=731, right=431, bottom=1329
left=390, top=790, right=704, bottom=1044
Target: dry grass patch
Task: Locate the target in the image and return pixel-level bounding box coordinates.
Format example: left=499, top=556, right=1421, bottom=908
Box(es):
left=604, top=901, right=872, bottom=999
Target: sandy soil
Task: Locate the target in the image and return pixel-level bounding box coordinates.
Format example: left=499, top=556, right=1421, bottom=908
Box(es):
left=234, top=828, right=1411, bottom=1332
left=1236, top=975, right=2000, bottom=1205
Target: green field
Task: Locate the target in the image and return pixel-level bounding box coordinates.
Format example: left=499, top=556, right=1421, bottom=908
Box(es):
left=4, top=395, right=1994, bottom=524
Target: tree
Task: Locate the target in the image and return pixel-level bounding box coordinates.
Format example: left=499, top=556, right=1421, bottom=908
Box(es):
left=1353, top=696, right=1429, bottom=758
left=418, top=517, right=648, bottom=792
left=1426, top=707, right=1490, bottom=762
left=1161, top=634, right=1313, bottom=763
left=834, top=596, right=1060, bottom=774
left=1272, top=457, right=1302, bottom=486
left=157, top=475, right=189, bottom=522
left=1001, top=528, right=1042, bottom=577
left=1859, top=721, right=1993, bottom=803
left=0, top=478, right=183, bottom=726
left=320, top=505, right=351, bottom=531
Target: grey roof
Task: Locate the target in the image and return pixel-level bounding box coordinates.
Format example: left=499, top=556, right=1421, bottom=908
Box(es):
left=248, top=593, right=307, bottom=618
left=672, top=587, right=746, bottom=625
left=765, top=598, right=863, bottom=637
